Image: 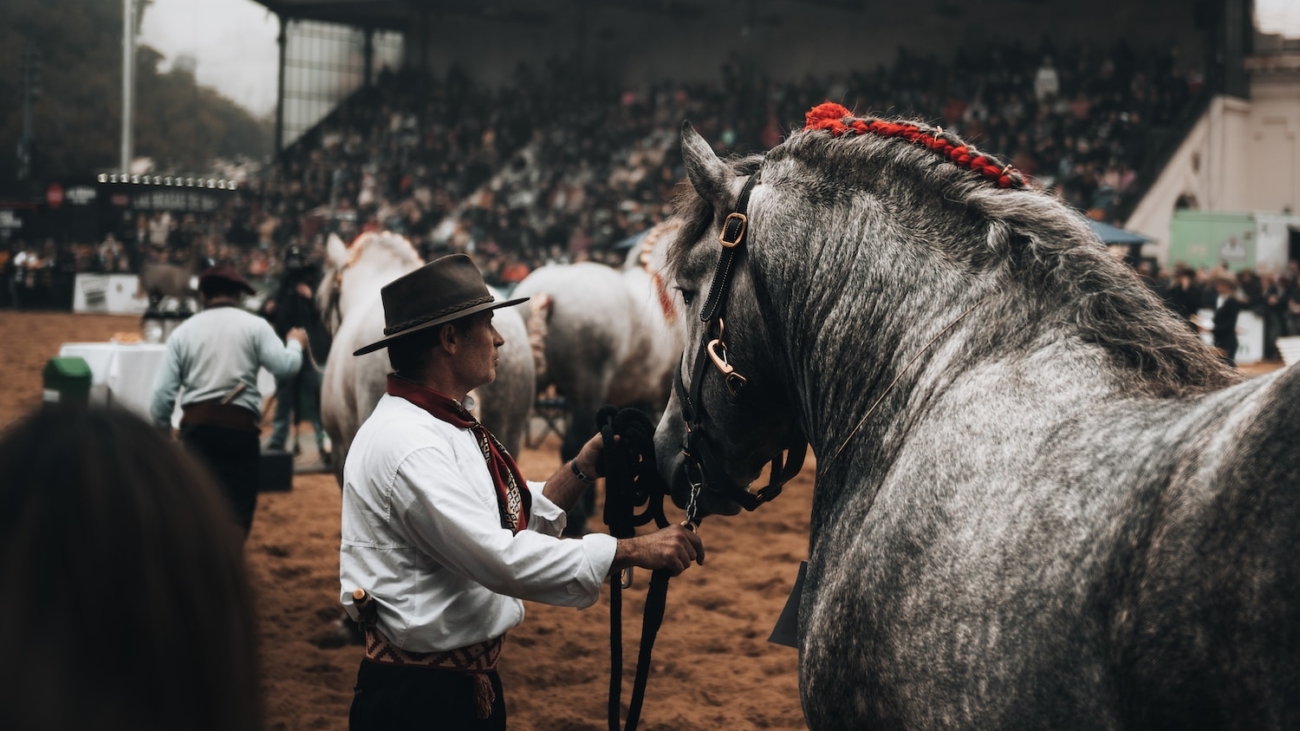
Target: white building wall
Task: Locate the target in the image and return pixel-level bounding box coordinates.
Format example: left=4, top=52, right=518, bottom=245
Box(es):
left=1127, top=63, right=1300, bottom=264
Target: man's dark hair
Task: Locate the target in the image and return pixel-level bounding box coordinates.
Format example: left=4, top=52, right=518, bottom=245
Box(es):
left=387, top=313, right=482, bottom=377
left=0, top=406, right=261, bottom=731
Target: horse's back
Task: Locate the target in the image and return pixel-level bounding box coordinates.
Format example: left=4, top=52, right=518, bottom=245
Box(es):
left=1126, top=366, right=1300, bottom=729
left=608, top=267, right=682, bottom=406
left=805, top=359, right=1300, bottom=729
left=513, top=263, right=635, bottom=395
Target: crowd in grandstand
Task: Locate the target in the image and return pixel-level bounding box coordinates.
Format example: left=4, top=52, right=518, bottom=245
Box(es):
left=1, top=39, right=1236, bottom=331
left=233, top=38, right=1202, bottom=282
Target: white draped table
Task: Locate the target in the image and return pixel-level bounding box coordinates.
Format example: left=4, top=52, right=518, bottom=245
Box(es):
left=58, top=342, right=276, bottom=425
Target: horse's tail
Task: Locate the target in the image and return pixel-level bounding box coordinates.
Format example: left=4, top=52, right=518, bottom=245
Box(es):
left=527, top=293, right=553, bottom=388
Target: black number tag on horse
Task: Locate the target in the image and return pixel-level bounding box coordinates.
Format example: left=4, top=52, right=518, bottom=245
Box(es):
left=768, top=561, right=807, bottom=648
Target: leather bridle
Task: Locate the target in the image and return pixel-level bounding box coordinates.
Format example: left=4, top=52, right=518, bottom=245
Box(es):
left=673, top=167, right=808, bottom=525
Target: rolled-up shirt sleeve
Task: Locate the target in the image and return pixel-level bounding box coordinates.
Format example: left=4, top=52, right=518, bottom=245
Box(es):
left=255, top=319, right=302, bottom=377
left=526, top=480, right=568, bottom=537
left=392, top=446, right=617, bottom=608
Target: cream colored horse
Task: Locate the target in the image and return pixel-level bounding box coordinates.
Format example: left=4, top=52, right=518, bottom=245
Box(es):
left=316, top=232, right=534, bottom=483
left=512, top=218, right=685, bottom=482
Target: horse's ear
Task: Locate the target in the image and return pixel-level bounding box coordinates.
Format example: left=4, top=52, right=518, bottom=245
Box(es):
left=681, top=121, right=732, bottom=208
left=327, top=233, right=348, bottom=268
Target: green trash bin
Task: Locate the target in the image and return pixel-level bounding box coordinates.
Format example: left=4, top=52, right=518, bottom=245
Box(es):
left=43, top=356, right=93, bottom=406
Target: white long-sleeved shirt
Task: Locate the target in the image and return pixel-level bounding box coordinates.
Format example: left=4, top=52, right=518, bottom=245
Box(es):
left=149, top=305, right=302, bottom=428
left=339, top=392, right=618, bottom=652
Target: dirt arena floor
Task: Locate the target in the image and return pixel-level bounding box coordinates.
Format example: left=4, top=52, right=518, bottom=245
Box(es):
left=1, top=311, right=813, bottom=731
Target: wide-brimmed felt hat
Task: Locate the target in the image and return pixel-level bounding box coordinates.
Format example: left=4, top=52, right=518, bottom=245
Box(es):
left=199, top=265, right=256, bottom=296
left=353, top=254, right=528, bottom=356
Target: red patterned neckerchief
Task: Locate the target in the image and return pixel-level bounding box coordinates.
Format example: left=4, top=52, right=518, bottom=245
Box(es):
left=386, top=374, right=531, bottom=533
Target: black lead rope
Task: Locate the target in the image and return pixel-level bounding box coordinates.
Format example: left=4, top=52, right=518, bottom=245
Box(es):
left=597, top=406, right=671, bottom=731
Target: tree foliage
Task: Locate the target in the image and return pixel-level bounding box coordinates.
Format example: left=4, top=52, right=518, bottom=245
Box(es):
left=1, top=0, right=270, bottom=185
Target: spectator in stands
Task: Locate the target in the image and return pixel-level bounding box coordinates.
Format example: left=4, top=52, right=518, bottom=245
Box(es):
left=144, top=39, right=1198, bottom=286
left=0, top=406, right=262, bottom=731
left=1035, top=56, right=1060, bottom=103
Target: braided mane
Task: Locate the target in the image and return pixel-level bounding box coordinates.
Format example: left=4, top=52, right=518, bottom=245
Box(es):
left=804, top=102, right=1025, bottom=189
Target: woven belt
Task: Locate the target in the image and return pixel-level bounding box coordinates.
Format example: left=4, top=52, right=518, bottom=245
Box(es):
left=180, top=400, right=258, bottom=432
left=362, top=625, right=503, bottom=719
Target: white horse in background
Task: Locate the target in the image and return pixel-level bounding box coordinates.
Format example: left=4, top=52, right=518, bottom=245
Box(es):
left=317, top=232, right=534, bottom=483
left=511, top=220, right=686, bottom=527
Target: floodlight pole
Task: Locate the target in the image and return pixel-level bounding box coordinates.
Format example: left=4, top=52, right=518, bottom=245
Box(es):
left=275, top=14, right=287, bottom=157
left=121, top=0, right=135, bottom=174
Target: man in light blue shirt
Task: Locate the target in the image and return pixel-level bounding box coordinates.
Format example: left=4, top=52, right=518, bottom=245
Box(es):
left=151, top=265, right=307, bottom=538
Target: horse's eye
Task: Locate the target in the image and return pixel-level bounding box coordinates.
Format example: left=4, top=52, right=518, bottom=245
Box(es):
left=676, top=288, right=696, bottom=305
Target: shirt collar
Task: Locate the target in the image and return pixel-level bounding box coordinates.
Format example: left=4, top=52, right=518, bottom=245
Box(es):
left=386, top=374, right=475, bottom=420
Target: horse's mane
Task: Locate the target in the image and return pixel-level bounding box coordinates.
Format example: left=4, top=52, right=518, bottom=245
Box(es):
left=670, top=109, right=1239, bottom=397
left=348, top=231, right=422, bottom=270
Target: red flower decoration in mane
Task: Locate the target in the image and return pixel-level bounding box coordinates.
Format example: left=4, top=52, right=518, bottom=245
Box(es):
left=805, top=102, right=853, bottom=136
left=801, top=101, right=1025, bottom=189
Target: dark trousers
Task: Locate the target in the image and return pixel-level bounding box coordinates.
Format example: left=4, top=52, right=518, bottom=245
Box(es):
left=269, top=366, right=325, bottom=452
left=180, top=424, right=260, bottom=537
left=350, top=660, right=506, bottom=731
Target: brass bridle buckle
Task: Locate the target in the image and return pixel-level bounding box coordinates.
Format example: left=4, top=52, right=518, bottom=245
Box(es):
left=718, top=212, right=747, bottom=248
left=705, top=319, right=747, bottom=396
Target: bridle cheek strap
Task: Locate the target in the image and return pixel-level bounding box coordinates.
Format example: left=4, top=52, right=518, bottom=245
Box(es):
left=676, top=167, right=809, bottom=516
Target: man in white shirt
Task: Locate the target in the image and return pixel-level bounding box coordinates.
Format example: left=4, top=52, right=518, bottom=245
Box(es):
left=151, top=265, right=307, bottom=537
left=341, top=254, right=703, bottom=730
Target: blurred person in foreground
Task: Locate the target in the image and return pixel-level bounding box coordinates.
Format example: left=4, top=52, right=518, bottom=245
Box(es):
left=341, top=255, right=704, bottom=730
left=151, top=265, right=308, bottom=538
left=262, top=244, right=332, bottom=462
left=0, top=406, right=261, bottom=731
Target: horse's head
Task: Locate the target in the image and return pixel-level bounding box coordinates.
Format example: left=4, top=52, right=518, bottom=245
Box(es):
left=655, top=123, right=807, bottom=522
left=317, top=231, right=424, bottom=335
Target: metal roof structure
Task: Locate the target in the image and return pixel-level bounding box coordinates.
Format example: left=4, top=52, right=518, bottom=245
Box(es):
left=249, top=0, right=592, bottom=30
left=250, top=0, right=718, bottom=30
left=252, top=1, right=415, bottom=30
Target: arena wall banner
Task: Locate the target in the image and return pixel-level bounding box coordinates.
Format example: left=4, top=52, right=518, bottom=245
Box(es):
left=1254, top=213, right=1300, bottom=273
left=72, top=273, right=149, bottom=314
left=1169, top=211, right=1257, bottom=271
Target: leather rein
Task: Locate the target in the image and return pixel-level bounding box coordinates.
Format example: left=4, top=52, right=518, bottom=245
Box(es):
left=673, top=168, right=808, bottom=526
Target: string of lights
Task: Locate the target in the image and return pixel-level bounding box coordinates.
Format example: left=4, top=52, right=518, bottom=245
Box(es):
left=95, top=173, right=238, bottom=190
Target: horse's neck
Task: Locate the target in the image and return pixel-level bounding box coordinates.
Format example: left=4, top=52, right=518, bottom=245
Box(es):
left=342, top=258, right=420, bottom=316
left=767, top=263, right=1026, bottom=469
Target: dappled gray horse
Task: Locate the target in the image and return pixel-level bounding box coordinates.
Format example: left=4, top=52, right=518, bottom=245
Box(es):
left=656, top=103, right=1299, bottom=729
left=317, top=232, right=533, bottom=484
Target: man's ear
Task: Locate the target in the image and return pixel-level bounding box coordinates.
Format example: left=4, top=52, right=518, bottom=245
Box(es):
left=438, top=322, right=459, bottom=353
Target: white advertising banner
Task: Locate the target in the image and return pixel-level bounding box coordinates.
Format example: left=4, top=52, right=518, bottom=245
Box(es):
left=73, top=274, right=150, bottom=314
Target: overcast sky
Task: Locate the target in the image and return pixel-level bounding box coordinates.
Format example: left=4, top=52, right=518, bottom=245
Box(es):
left=140, top=0, right=1300, bottom=119
left=139, top=0, right=280, bottom=117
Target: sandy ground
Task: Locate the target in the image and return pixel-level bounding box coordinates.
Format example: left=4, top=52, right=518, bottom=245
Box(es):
left=1, top=311, right=812, bottom=731
left=3, top=311, right=1286, bottom=730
